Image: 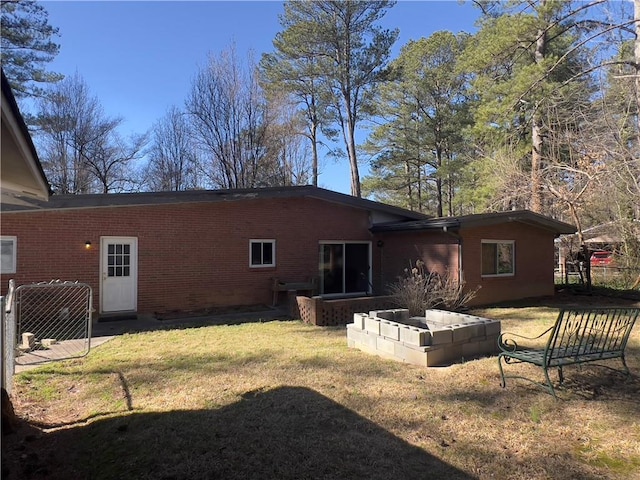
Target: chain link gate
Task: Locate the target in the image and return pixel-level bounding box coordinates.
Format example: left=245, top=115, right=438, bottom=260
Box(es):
left=13, top=281, right=93, bottom=367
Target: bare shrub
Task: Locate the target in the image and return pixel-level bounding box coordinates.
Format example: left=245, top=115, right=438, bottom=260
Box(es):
left=388, top=260, right=479, bottom=316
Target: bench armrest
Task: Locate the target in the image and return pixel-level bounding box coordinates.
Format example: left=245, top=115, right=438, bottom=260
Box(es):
left=498, top=325, right=555, bottom=352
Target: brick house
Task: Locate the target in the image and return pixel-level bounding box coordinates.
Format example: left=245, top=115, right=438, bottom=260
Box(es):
left=0, top=186, right=575, bottom=319
left=372, top=211, right=576, bottom=306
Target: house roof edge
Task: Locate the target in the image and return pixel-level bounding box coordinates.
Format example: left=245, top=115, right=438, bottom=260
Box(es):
left=372, top=210, right=576, bottom=235
left=0, top=185, right=429, bottom=221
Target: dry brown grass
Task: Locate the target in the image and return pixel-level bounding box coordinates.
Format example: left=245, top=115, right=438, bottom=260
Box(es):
left=3, top=293, right=640, bottom=480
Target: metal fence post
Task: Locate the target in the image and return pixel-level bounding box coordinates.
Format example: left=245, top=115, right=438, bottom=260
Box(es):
left=2, top=280, right=16, bottom=394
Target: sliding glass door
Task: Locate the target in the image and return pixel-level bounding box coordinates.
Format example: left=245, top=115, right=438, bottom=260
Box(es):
left=319, top=242, right=371, bottom=295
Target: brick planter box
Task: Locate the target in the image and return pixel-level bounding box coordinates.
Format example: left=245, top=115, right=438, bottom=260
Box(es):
left=347, top=308, right=501, bottom=367
left=296, top=295, right=396, bottom=326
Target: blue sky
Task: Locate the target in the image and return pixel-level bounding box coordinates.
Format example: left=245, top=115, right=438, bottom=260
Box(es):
left=41, top=1, right=480, bottom=194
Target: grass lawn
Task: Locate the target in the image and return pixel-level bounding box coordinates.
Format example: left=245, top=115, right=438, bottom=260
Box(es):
left=3, top=294, right=640, bottom=480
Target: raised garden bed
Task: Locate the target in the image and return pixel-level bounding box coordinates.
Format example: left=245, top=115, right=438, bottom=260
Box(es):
left=347, top=308, right=501, bottom=366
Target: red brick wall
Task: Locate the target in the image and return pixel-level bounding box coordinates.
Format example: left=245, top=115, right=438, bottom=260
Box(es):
left=372, top=224, right=557, bottom=307
left=460, top=223, right=556, bottom=306
left=1, top=197, right=373, bottom=315
left=373, top=231, right=460, bottom=293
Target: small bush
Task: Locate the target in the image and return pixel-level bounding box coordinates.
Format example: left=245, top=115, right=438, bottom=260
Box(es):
left=388, top=260, right=479, bottom=316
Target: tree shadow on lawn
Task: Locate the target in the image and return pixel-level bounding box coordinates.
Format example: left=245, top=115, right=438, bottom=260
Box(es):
left=3, top=386, right=475, bottom=480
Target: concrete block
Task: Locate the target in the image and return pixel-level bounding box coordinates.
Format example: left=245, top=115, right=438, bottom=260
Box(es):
left=462, top=341, right=482, bottom=358
left=467, top=321, right=487, bottom=338
left=41, top=338, right=57, bottom=347
left=364, top=330, right=380, bottom=350
left=429, top=327, right=453, bottom=345
left=426, top=343, right=463, bottom=366
left=364, top=317, right=381, bottom=335
left=352, top=312, right=367, bottom=330
left=485, top=334, right=500, bottom=353
left=374, top=348, right=400, bottom=362
left=370, top=310, right=394, bottom=321
left=346, top=323, right=361, bottom=335
left=445, top=312, right=472, bottom=326
left=376, top=336, right=396, bottom=356
left=424, top=309, right=444, bottom=323
left=484, top=320, right=501, bottom=337
left=400, top=326, right=431, bottom=346
left=346, top=324, right=364, bottom=344
left=452, top=324, right=474, bottom=343
left=479, top=337, right=500, bottom=354
left=393, top=309, right=410, bottom=322
left=380, top=321, right=400, bottom=341
left=21, top=332, right=35, bottom=351
left=462, top=337, right=499, bottom=358
left=451, top=322, right=485, bottom=343
left=444, top=312, right=465, bottom=325
left=424, top=347, right=448, bottom=366
left=347, top=326, right=379, bottom=353
left=399, top=344, right=428, bottom=367
left=406, top=317, right=426, bottom=327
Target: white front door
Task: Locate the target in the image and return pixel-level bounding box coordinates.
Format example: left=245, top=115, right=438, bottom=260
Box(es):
left=100, top=237, right=138, bottom=313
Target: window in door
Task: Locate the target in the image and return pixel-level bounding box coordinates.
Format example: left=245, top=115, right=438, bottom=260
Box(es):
left=319, top=242, right=371, bottom=295
left=107, top=243, right=131, bottom=277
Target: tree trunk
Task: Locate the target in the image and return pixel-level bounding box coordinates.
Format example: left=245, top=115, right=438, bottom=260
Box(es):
left=311, top=121, right=319, bottom=187
left=531, top=111, right=544, bottom=213
left=531, top=1, right=547, bottom=213
left=347, top=116, right=361, bottom=197
left=435, top=146, right=444, bottom=217
left=634, top=0, right=640, bottom=140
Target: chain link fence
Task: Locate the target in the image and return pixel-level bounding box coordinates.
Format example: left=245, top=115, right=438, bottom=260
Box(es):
left=12, top=280, right=93, bottom=367
left=557, top=262, right=640, bottom=290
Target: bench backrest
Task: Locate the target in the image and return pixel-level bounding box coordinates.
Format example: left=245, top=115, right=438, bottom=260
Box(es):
left=546, top=307, right=639, bottom=361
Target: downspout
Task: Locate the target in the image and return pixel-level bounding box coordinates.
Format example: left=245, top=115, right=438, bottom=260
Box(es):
left=376, top=239, right=385, bottom=295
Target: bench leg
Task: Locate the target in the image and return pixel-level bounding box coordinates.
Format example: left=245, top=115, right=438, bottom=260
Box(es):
left=498, top=354, right=507, bottom=388
left=543, top=367, right=557, bottom=399
left=620, top=355, right=630, bottom=377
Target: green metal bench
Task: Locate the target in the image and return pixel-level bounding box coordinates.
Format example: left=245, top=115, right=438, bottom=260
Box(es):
left=498, top=307, right=639, bottom=398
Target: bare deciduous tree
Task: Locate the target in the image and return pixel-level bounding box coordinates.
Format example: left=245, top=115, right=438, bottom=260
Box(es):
left=186, top=44, right=312, bottom=189
left=145, top=106, right=199, bottom=191
left=262, top=91, right=312, bottom=186
left=186, top=46, right=272, bottom=189
left=83, top=131, right=147, bottom=193
left=34, top=73, right=145, bottom=193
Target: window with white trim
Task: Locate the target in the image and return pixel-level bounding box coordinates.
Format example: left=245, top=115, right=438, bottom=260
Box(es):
left=250, top=239, right=275, bottom=268
left=481, top=240, right=514, bottom=276
left=1, top=236, right=17, bottom=274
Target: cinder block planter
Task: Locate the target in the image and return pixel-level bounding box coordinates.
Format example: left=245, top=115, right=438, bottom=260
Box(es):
left=346, top=308, right=501, bottom=367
